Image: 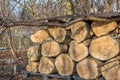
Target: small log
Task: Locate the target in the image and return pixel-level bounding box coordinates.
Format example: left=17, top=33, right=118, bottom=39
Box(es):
left=55, top=54, right=74, bottom=76
left=82, top=39, right=91, bottom=47
left=42, top=39, right=67, bottom=57
left=69, top=41, right=89, bottom=62
left=31, top=62, right=39, bottom=73
left=71, top=21, right=89, bottom=43
left=39, top=57, right=56, bottom=74
left=30, top=30, right=49, bottom=44
left=26, top=65, right=32, bottom=72
left=27, top=45, right=41, bottom=62
left=76, top=58, right=102, bottom=80
left=89, top=35, right=119, bottom=61
left=101, top=56, right=120, bottom=80
left=91, top=21, right=117, bottom=37
left=48, top=27, right=66, bottom=43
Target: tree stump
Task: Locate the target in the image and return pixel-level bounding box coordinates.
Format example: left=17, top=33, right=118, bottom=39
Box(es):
left=89, top=35, right=119, bottom=61
left=42, top=39, right=67, bottom=57
left=76, top=58, right=102, bottom=80
left=71, top=21, right=89, bottom=43
left=55, top=54, right=74, bottom=76
left=101, top=56, right=120, bottom=80
left=27, top=45, right=41, bottom=62
left=48, top=27, right=66, bottom=43
left=30, top=30, right=49, bottom=44
left=39, top=57, right=56, bottom=74
left=91, top=21, right=117, bottom=37
left=69, top=41, right=89, bottom=62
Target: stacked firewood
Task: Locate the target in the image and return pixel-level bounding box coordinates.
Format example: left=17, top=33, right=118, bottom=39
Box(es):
left=26, top=21, right=120, bottom=80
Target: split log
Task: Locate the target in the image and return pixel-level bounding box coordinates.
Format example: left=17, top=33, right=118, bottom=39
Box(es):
left=76, top=58, right=102, bottom=80
left=26, top=65, right=32, bottom=72
left=91, top=21, right=117, bottom=37
left=27, top=45, right=41, bottom=62
left=30, top=30, right=49, bottom=44
left=48, top=27, right=66, bottom=43
left=42, top=39, right=67, bottom=57
left=71, top=21, right=89, bottom=43
left=55, top=54, right=74, bottom=76
left=69, top=41, right=89, bottom=62
left=101, top=56, right=120, bottom=80
left=39, top=57, right=56, bottom=74
left=89, top=35, right=119, bottom=61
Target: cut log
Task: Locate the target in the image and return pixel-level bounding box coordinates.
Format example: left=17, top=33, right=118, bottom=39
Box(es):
left=62, top=31, right=71, bottom=45
left=69, top=41, right=89, bottom=62
left=30, top=30, right=49, bottom=44
left=31, top=62, right=39, bottom=73
left=42, top=39, right=67, bottom=57
left=39, top=57, right=56, bottom=74
left=55, top=54, right=74, bottom=76
left=76, top=58, right=102, bottom=80
left=82, top=39, right=91, bottom=47
left=91, top=21, right=117, bottom=37
left=89, top=35, right=119, bottom=61
left=26, top=65, right=32, bottom=72
left=71, top=21, right=89, bottom=43
left=48, top=27, right=66, bottom=43
left=27, top=45, right=41, bottom=62
left=101, top=56, right=120, bottom=80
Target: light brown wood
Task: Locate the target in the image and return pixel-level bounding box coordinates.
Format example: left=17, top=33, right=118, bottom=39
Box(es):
left=76, top=58, right=102, bottom=80
left=91, top=21, right=117, bottom=37
left=27, top=45, right=41, bottom=62
left=39, top=57, right=56, bottom=74
left=30, top=30, right=49, bottom=44
left=89, top=35, right=119, bottom=61
left=31, top=62, right=39, bottom=73
left=101, top=56, right=120, bottom=80
left=55, top=54, right=74, bottom=76
left=26, top=65, right=32, bottom=72
left=48, top=27, right=66, bottom=43
left=82, top=39, right=91, bottom=47
left=71, top=21, right=89, bottom=43
left=69, top=41, right=89, bottom=62
left=42, top=39, right=67, bottom=57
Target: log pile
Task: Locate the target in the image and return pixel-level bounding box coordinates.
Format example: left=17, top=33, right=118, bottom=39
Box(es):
left=26, top=21, right=120, bottom=80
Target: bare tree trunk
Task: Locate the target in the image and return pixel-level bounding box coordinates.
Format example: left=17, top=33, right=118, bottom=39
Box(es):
left=6, top=28, right=17, bottom=61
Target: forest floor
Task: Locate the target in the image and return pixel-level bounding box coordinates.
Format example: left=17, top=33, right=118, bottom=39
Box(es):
left=0, top=50, right=60, bottom=80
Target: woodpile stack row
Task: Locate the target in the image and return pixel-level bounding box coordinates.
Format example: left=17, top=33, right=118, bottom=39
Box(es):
left=26, top=21, right=120, bottom=80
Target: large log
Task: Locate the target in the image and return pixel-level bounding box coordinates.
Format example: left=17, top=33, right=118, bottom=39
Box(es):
left=89, top=35, right=119, bottom=61
left=101, top=56, right=120, bottom=80
left=69, top=41, right=89, bottom=62
left=91, top=21, right=117, bottom=37
left=76, top=58, right=102, bottom=80
left=27, top=45, right=41, bottom=62
left=42, top=39, right=67, bottom=57
left=71, top=21, right=89, bottom=43
left=39, top=57, right=56, bottom=74
left=30, top=30, right=49, bottom=44
left=55, top=54, right=74, bottom=76
left=48, top=27, right=66, bottom=43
